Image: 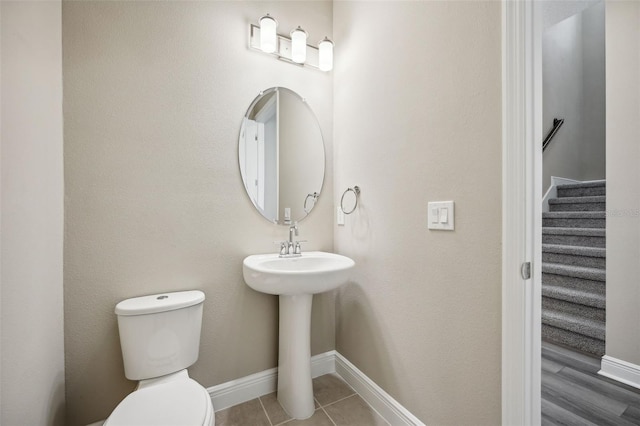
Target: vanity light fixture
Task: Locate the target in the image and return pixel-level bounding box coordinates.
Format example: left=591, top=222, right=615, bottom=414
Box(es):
left=259, top=14, right=278, bottom=53
left=290, top=26, right=308, bottom=64
left=248, top=15, right=333, bottom=72
left=318, top=37, right=334, bottom=72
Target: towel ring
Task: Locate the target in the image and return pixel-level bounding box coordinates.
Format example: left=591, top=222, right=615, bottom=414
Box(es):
left=304, top=192, right=319, bottom=213
left=340, top=186, right=360, bottom=214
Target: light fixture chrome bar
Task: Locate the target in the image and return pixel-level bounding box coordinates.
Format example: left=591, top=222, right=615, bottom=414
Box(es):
left=249, top=24, right=321, bottom=70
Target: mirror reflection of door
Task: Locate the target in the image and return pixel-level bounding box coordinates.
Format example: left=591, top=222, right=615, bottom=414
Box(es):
left=240, top=91, right=278, bottom=220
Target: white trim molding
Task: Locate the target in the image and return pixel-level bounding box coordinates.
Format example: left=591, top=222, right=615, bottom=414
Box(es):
left=542, top=177, right=606, bottom=212
left=599, top=356, right=640, bottom=390
left=207, top=351, right=424, bottom=425
left=208, top=351, right=336, bottom=411
left=335, top=352, right=425, bottom=426
left=502, top=0, right=542, bottom=425
left=542, top=177, right=581, bottom=212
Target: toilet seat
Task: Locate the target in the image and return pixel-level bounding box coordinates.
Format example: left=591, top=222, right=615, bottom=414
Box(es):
left=105, top=378, right=213, bottom=426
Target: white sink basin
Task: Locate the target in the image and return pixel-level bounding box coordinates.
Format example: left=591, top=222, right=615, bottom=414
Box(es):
left=242, top=250, right=354, bottom=419
left=243, top=251, right=355, bottom=296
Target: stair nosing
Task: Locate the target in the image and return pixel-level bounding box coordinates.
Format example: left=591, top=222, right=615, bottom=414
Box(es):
left=542, top=227, right=606, bottom=236
left=542, top=310, right=605, bottom=340
left=549, top=196, right=606, bottom=204
left=541, top=244, right=606, bottom=258
left=542, top=211, right=606, bottom=218
left=542, top=262, right=606, bottom=281
left=542, top=284, right=606, bottom=309
left=557, top=181, right=606, bottom=189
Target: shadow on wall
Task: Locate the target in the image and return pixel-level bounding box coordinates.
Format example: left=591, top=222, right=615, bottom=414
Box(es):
left=48, top=373, right=67, bottom=426
left=80, top=318, right=136, bottom=425
left=336, top=281, right=396, bottom=392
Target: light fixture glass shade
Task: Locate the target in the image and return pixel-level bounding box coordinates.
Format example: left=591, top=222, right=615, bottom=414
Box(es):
left=318, top=37, right=334, bottom=72
left=291, top=26, right=308, bottom=64
left=259, top=15, right=277, bottom=53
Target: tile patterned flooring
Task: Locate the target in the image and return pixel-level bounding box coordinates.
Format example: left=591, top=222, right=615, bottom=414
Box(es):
left=214, top=373, right=389, bottom=426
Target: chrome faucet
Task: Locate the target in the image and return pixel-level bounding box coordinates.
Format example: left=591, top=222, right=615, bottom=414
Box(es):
left=289, top=224, right=298, bottom=245
left=278, top=223, right=303, bottom=257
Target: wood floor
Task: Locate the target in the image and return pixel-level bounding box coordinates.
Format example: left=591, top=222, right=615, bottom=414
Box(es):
left=542, top=341, right=640, bottom=425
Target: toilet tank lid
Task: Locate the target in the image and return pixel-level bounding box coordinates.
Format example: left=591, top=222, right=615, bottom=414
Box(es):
left=115, top=290, right=205, bottom=316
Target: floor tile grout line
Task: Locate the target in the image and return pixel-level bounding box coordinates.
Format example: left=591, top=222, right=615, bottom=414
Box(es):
left=320, top=406, right=338, bottom=426
left=258, top=396, right=274, bottom=426
left=318, top=392, right=358, bottom=409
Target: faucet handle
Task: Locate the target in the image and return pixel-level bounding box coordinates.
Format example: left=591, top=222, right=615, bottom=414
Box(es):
left=293, top=240, right=308, bottom=255
left=274, top=241, right=288, bottom=255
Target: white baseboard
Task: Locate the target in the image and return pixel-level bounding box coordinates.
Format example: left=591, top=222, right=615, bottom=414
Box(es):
left=335, top=352, right=425, bottom=426
left=599, top=355, right=640, bottom=390
left=207, top=350, right=336, bottom=411
left=207, top=351, right=424, bottom=425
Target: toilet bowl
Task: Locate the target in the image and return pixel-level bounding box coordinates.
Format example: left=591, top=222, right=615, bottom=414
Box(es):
left=104, top=370, right=213, bottom=426
left=104, top=290, right=214, bottom=426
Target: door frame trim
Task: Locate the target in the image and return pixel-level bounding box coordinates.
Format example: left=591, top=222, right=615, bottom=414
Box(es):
left=502, top=1, right=543, bottom=424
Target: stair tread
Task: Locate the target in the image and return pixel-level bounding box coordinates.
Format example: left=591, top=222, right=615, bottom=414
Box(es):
left=542, top=324, right=605, bottom=356
left=557, top=181, right=606, bottom=190
left=542, top=227, right=605, bottom=236
left=542, top=262, right=606, bottom=281
left=542, top=244, right=606, bottom=258
left=543, top=211, right=606, bottom=218
left=542, top=285, right=605, bottom=309
left=549, top=196, right=606, bottom=204
left=542, top=309, right=605, bottom=340
left=542, top=308, right=605, bottom=329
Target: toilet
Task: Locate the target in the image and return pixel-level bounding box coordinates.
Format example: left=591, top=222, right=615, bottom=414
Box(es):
left=104, top=290, right=214, bottom=426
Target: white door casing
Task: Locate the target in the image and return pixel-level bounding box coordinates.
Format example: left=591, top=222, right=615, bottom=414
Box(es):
left=502, top=1, right=543, bottom=425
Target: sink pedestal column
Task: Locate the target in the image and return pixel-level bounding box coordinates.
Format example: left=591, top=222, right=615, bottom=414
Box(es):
left=277, top=294, right=315, bottom=420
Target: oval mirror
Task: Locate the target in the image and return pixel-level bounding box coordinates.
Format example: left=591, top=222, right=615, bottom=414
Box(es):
left=239, top=87, right=325, bottom=225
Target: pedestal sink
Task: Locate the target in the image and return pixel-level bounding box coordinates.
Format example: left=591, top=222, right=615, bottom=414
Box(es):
left=242, top=251, right=354, bottom=419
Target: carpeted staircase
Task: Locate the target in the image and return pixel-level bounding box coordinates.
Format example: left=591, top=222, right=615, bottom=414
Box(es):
left=542, top=181, right=606, bottom=357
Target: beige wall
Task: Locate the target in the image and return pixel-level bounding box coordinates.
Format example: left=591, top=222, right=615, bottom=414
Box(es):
left=62, top=2, right=333, bottom=424
left=1, top=1, right=66, bottom=425
left=333, top=2, right=502, bottom=424
left=279, top=89, right=325, bottom=222
left=605, top=0, right=640, bottom=365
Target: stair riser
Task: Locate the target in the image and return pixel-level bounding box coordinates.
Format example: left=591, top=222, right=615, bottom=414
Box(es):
left=542, top=297, right=605, bottom=322
left=549, top=202, right=606, bottom=212
left=557, top=186, right=606, bottom=197
left=542, top=312, right=604, bottom=340
left=542, top=325, right=605, bottom=357
left=542, top=273, right=605, bottom=294
left=542, top=285, right=605, bottom=309
left=542, top=217, right=605, bottom=228
left=542, top=234, right=605, bottom=248
left=542, top=252, right=606, bottom=269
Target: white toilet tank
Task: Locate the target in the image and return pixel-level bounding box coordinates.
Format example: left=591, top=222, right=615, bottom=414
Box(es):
left=115, top=290, right=205, bottom=381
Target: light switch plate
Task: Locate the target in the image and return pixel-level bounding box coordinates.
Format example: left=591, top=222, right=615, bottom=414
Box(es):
left=428, top=201, right=454, bottom=230
left=337, top=206, right=345, bottom=226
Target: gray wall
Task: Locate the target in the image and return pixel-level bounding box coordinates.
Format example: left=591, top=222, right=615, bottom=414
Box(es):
left=605, top=0, right=640, bottom=366
left=333, top=2, right=502, bottom=424
left=542, top=0, right=600, bottom=30
left=542, top=2, right=605, bottom=190
left=62, top=2, right=333, bottom=424
left=1, top=1, right=66, bottom=425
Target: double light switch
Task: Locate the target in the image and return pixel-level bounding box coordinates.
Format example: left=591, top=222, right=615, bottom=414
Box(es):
left=428, top=201, right=454, bottom=231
